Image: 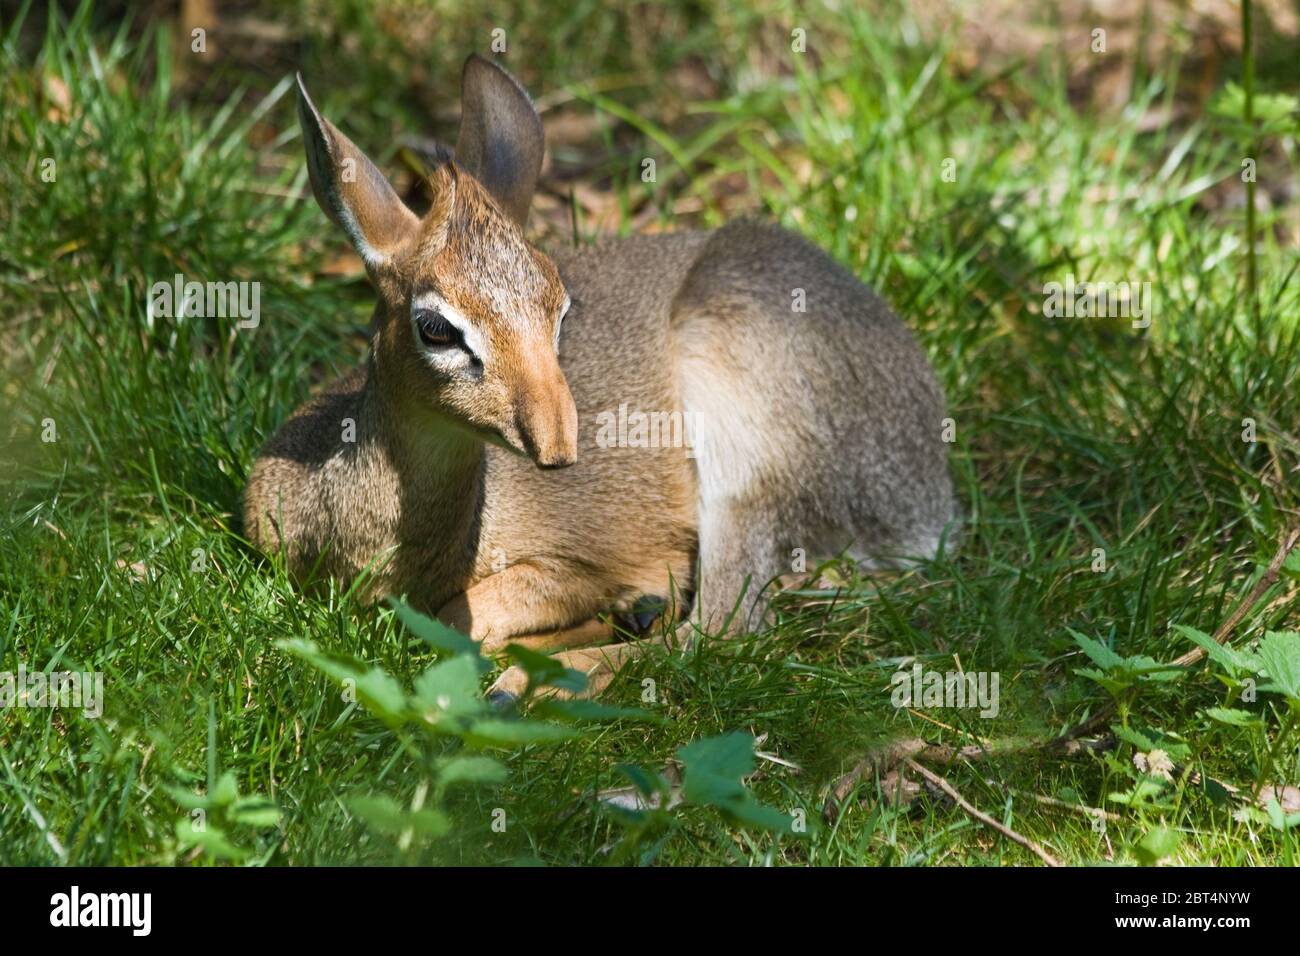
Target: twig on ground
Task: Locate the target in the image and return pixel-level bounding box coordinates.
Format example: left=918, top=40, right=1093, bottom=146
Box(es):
left=825, top=731, right=1114, bottom=817
left=904, top=758, right=1063, bottom=867
left=989, top=782, right=1119, bottom=823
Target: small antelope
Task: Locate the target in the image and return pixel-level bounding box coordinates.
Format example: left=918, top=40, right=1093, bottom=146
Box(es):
left=245, top=56, right=959, bottom=696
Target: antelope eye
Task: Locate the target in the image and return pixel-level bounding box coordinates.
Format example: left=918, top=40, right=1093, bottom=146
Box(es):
left=414, top=309, right=458, bottom=349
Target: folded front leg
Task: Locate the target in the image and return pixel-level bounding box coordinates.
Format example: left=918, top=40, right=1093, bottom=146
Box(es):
left=435, top=562, right=610, bottom=651
left=504, top=617, right=616, bottom=654
left=487, top=616, right=704, bottom=701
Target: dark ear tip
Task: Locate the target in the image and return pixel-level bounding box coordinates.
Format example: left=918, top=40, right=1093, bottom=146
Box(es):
left=460, top=54, right=540, bottom=127
left=295, top=73, right=331, bottom=147
left=463, top=53, right=528, bottom=91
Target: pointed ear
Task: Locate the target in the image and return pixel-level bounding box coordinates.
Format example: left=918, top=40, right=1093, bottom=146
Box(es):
left=296, top=73, right=418, bottom=267
left=455, top=55, right=544, bottom=228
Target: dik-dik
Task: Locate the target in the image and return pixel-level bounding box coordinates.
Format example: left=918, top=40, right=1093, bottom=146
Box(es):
left=245, top=55, right=959, bottom=696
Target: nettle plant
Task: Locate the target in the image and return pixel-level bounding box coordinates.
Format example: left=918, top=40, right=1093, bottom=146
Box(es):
left=268, top=602, right=799, bottom=861
left=170, top=768, right=282, bottom=864
left=1072, top=623, right=1300, bottom=863
left=167, top=702, right=283, bottom=864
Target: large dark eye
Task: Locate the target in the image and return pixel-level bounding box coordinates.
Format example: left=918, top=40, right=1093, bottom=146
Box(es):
left=414, top=309, right=459, bottom=349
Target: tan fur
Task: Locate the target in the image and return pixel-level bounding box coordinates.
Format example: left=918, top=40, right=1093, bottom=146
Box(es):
left=245, top=58, right=959, bottom=687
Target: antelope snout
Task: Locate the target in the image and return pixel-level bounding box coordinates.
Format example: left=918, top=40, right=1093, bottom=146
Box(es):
left=515, top=370, right=578, bottom=469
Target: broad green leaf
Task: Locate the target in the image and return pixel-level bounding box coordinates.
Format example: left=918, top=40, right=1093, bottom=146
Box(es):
left=347, top=795, right=406, bottom=833
left=175, top=820, right=247, bottom=861
left=164, top=784, right=210, bottom=811
left=1256, top=631, right=1300, bottom=700
left=1136, top=826, right=1181, bottom=865
left=1200, top=775, right=1233, bottom=807
left=1281, top=549, right=1300, bottom=580
left=677, top=732, right=800, bottom=836
left=1078, top=668, right=1129, bottom=694
left=211, top=771, right=239, bottom=807
left=388, top=598, right=480, bottom=657
left=413, top=654, right=484, bottom=720
left=229, top=796, right=281, bottom=828
left=504, top=643, right=587, bottom=693
left=1264, top=796, right=1300, bottom=831
left=1072, top=632, right=1183, bottom=684
left=352, top=667, right=409, bottom=724
left=279, top=639, right=408, bottom=724
left=465, top=718, right=579, bottom=748
left=1113, top=725, right=1156, bottom=751
left=727, top=799, right=798, bottom=834
left=1173, top=625, right=1259, bottom=675
left=278, top=638, right=367, bottom=681
left=679, top=731, right=756, bottom=783
left=1118, top=724, right=1190, bottom=761
left=1203, top=707, right=1262, bottom=728
left=436, top=755, right=507, bottom=790
left=349, top=794, right=450, bottom=838
left=405, top=808, right=452, bottom=837
left=1108, top=779, right=1166, bottom=806
left=1070, top=631, right=1125, bottom=670
left=1126, top=655, right=1185, bottom=682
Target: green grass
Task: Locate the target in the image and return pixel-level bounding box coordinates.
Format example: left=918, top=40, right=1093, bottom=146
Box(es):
left=2, top=0, right=1299, bottom=865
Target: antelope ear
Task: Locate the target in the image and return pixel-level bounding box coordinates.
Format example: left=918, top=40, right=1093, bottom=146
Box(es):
left=455, top=55, right=544, bottom=228
left=296, top=73, right=418, bottom=267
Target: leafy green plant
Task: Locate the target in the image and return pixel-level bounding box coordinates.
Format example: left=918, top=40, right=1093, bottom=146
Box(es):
left=280, top=601, right=796, bottom=861
left=601, top=731, right=808, bottom=864
left=1071, top=630, right=1183, bottom=723
left=169, top=770, right=282, bottom=863
left=1070, top=626, right=1300, bottom=860
left=165, top=701, right=282, bottom=863
left=1178, top=628, right=1300, bottom=834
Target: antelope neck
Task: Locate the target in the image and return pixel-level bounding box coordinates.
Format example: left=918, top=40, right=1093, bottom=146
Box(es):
left=361, top=361, right=486, bottom=497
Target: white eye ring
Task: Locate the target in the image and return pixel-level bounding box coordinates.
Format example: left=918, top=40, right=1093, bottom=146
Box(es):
left=410, top=291, right=488, bottom=365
